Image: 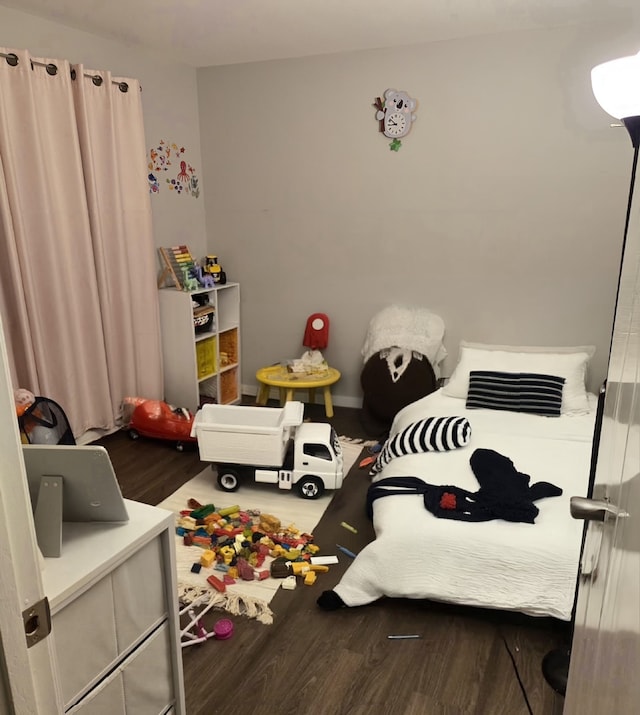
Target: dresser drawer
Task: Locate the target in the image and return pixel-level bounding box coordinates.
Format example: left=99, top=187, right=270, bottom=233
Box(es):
left=122, top=621, right=175, bottom=713
left=53, top=536, right=169, bottom=708
left=112, top=535, right=168, bottom=650
left=66, top=674, right=125, bottom=715
left=67, top=622, right=174, bottom=715
left=53, top=573, right=119, bottom=707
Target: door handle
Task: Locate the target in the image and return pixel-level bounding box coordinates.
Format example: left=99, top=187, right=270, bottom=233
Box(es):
left=570, top=496, right=629, bottom=522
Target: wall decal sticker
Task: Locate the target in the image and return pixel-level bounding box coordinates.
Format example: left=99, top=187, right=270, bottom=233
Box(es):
left=147, top=140, right=200, bottom=197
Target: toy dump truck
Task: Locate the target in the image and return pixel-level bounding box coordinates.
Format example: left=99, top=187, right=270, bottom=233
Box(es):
left=190, top=401, right=343, bottom=499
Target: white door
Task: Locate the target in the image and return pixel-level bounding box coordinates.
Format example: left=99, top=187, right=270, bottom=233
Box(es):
left=0, top=315, right=62, bottom=712
left=564, top=165, right=640, bottom=711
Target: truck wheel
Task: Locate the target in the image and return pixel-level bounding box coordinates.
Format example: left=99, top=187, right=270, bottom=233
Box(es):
left=217, top=469, right=240, bottom=492
left=297, top=476, right=325, bottom=500
left=128, top=429, right=139, bottom=441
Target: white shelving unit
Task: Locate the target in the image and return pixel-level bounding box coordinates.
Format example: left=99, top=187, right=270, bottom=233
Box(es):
left=158, top=283, right=241, bottom=413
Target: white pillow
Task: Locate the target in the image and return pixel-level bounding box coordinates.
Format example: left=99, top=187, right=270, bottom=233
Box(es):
left=443, top=341, right=595, bottom=414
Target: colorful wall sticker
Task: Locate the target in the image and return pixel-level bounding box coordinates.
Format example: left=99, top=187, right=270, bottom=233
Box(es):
left=148, top=140, right=200, bottom=197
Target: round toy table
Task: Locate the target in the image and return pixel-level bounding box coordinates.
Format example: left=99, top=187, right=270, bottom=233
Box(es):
left=255, top=365, right=341, bottom=418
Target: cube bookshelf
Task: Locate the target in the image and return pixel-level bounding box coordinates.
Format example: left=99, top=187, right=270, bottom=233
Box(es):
left=158, top=283, right=241, bottom=412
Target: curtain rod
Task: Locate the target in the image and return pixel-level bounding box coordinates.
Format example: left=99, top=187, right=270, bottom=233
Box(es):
left=1, top=51, right=135, bottom=92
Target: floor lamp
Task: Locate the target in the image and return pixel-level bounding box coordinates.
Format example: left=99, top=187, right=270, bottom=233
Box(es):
left=542, top=49, right=640, bottom=697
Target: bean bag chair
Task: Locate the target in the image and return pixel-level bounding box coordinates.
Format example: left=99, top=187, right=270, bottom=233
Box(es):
left=360, top=348, right=437, bottom=440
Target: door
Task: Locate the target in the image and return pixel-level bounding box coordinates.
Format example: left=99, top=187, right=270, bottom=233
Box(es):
left=564, top=163, right=640, bottom=711
left=0, top=315, right=62, bottom=712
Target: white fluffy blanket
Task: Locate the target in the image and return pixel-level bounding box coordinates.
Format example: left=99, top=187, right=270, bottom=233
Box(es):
left=333, top=390, right=597, bottom=620
left=361, top=305, right=447, bottom=373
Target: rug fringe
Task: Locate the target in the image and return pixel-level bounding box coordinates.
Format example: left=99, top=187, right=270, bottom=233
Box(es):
left=178, top=583, right=274, bottom=625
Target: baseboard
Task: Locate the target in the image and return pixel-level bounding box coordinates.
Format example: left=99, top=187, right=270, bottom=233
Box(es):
left=241, top=383, right=362, bottom=409
left=77, top=425, right=120, bottom=445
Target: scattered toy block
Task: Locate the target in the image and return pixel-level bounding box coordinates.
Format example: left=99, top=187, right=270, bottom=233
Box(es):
left=310, top=564, right=329, bottom=573
left=207, top=574, right=226, bottom=593
left=270, top=557, right=291, bottom=578
left=190, top=503, right=216, bottom=520
left=259, top=514, right=281, bottom=533
left=236, top=557, right=255, bottom=581
left=200, top=550, right=215, bottom=568
left=179, top=516, right=197, bottom=530
left=290, top=562, right=310, bottom=575
left=191, top=563, right=202, bottom=574
left=304, top=571, right=317, bottom=586
left=281, top=576, right=297, bottom=590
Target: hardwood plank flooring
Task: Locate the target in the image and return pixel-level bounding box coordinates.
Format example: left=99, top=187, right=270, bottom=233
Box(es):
left=93, top=399, right=566, bottom=714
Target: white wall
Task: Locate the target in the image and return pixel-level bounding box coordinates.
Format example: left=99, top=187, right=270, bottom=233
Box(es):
left=198, top=21, right=640, bottom=404
left=0, top=4, right=207, bottom=260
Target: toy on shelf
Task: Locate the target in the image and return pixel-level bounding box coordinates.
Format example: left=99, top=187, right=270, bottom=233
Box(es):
left=190, top=401, right=344, bottom=499
left=181, top=266, right=200, bottom=291
left=158, top=245, right=198, bottom=290
left=192, top=264, right=215, bottom=288
left=123, top=397, right=197, bottom=451
left=203, top=255, right=227, bottom=285
left=158, top=246, right=229, bottom=291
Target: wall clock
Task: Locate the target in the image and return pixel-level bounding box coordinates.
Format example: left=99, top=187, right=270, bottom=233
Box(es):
left=374, top=88, right=417, bottom=150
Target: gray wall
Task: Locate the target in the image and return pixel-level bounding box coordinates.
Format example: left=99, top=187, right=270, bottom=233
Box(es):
left=197, top=22, right=640, bottom=405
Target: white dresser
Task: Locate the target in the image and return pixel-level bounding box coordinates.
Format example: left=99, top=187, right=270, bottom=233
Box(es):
left=41, top=500, right=185, bottom=714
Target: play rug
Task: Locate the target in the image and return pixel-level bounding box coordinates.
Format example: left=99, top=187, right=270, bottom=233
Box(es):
left=157, top=437, right=370, bottom=625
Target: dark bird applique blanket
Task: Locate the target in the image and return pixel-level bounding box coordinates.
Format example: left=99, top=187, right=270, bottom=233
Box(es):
left=366, top=448, right=563, bottom=524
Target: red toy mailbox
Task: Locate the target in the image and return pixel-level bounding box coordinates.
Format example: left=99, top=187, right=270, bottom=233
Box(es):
left=126, top=398, right=197, bottom=451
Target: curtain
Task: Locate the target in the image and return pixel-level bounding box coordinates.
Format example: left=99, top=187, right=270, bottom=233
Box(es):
left=0, top=49, right=163, bottom=437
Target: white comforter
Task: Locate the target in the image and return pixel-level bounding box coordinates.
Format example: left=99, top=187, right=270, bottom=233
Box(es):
left=333, top=390, right=598, bottom=620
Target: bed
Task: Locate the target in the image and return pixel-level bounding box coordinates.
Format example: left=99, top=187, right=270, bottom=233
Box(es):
left=322, top=342, right=599, bottom=621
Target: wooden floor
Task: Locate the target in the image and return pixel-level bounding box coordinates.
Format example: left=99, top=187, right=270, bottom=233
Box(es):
left=94, top=400, right=566, bottom=715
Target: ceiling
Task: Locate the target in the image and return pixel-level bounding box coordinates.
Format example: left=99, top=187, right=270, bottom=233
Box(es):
left=2, top=0, right=638, bottom=68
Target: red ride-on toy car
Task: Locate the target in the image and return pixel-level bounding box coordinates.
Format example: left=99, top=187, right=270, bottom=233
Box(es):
left=125, top=398, right=197, bottom=451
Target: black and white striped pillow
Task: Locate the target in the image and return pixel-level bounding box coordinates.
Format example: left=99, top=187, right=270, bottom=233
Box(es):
left=465, top=371, right=565, bottom=416
left=370, top=415, right=472, bottom=475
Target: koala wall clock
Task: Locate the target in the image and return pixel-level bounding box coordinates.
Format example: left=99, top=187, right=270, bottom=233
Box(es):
left=374, top=88, right=417, bottom=151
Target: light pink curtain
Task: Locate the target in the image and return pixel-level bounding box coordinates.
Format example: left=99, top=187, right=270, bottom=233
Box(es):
left=0, top=49, right=163, bottom=437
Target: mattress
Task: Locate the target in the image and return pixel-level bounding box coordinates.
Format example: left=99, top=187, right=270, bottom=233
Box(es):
left=333, top=389, right=598, bottom=620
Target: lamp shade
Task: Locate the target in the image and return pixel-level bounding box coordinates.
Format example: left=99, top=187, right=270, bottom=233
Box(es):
left=591, top=51, right=640, bottom=119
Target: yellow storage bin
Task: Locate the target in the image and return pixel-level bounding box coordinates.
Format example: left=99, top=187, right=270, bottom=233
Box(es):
left=196, top=337, right=217, bottom=379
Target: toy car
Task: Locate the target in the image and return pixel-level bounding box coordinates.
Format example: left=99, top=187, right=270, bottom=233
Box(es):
left=127, top=399, right=197, bottom=451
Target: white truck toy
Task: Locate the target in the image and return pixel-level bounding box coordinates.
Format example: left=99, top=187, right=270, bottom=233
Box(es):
left=190, top=401, right=344, bottom=499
